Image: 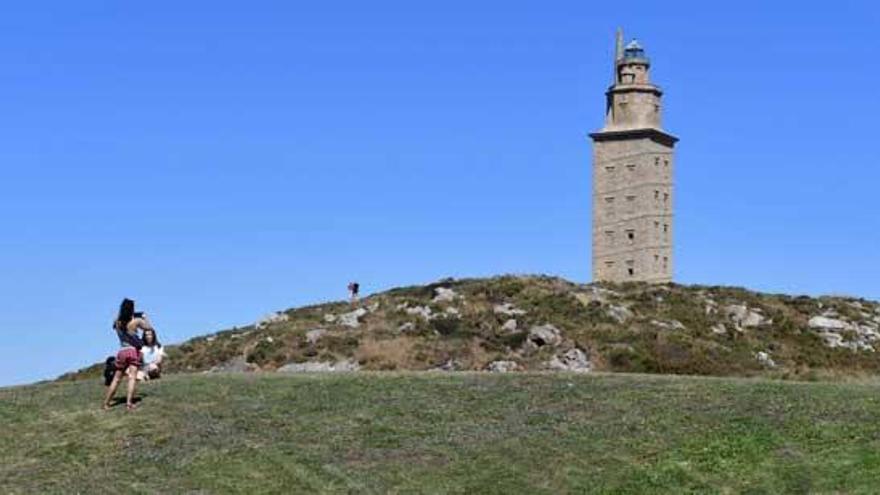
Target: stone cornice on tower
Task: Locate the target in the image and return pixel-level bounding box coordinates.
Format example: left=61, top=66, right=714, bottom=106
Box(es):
left=589, top=128, right=679, bottom=148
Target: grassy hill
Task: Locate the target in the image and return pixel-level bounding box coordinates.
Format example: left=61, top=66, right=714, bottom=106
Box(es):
left=62, top=275, right=880, bottom=382
left=3, top=372, right=880, bottom=493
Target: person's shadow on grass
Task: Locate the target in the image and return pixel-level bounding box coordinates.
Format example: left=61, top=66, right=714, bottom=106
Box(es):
left=105, top=395, right=144, bottom=409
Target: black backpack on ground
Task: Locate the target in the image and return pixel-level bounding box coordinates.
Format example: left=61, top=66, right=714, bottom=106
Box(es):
left=103, top=356, right=116, bottom=386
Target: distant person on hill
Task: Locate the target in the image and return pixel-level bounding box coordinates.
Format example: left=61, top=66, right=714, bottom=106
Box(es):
left=103, top=298, right=152, bottom=411
left=137, top=328, right=166, bottom=381
left=348, top=282, right=360, bottom=306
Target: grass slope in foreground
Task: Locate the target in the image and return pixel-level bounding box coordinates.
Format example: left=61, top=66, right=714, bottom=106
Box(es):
left=3, top=373, right=880, bottom=494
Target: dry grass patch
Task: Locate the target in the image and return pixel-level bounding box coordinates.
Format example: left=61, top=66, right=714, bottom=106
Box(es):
left=356, top=337, right=421, bottom=370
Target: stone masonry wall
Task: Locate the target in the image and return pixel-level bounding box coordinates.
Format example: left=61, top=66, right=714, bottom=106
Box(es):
left=592, top=136, right=673, bottom=282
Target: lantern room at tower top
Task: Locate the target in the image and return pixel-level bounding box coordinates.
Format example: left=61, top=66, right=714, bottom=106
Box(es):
left=599, top=29, right=674, bottom=135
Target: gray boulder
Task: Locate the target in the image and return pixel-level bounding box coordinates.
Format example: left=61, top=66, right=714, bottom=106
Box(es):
left=486, top=360, right=520, bottom=372
left=432, top=287, right=459, bottom=303
left=809, top=315, right=851, bottom=331
left=547, top=348, right=591, bottom=372
left=755, top=351, right=777, bottom=368
left=432, top=359, right=460, bottom=372
left=305, top=328, right=326, bottom=345
left=257, top=312, right=289, bottom=329
left=527, top=324, right=562, bottom=348
left=725, top=304, right=767, bottom=328
left=651, top=319, right=687, bottom=331
left=338, top=308, right=368, bottom=328
left=607, top=305, right=633, bottom=324
left=444, top=306, right=461, bottom=317
left=501, top=319, right=518, bottom=333
left=494, top=303, right=526, bottom=316
left=398, top=303, right=434, bottom=320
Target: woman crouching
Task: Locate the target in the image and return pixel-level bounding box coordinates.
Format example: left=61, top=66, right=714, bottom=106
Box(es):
left=138, top=328, right=166, bottom=381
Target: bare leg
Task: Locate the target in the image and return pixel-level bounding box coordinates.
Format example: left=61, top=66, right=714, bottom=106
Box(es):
left=125, top=365, right=138, bottom=409
left=103, top=370, right=123, bottom=409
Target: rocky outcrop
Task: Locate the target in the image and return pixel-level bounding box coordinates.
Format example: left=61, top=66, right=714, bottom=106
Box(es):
left=809, top=314, right=879, bottom=352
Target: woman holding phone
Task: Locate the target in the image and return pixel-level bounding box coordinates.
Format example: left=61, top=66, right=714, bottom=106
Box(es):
left=103, top=298, right=153, bottom=411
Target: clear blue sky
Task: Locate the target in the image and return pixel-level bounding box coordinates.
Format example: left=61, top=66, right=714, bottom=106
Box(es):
left=1, top=1, right=878, bottom=386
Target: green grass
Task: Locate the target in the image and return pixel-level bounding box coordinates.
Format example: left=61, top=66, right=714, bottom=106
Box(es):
left=3, top=373, right=880, bottom=494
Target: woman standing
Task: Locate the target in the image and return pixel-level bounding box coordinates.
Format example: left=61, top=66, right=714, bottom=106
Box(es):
left=103, top=298, right=153, bottom=411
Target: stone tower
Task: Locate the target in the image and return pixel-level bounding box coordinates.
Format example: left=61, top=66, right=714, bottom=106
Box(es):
left=590, top=29, right=678, bottom=283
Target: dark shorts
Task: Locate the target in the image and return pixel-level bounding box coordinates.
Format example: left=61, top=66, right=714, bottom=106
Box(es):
left=116, top=347, right=141, bottom=370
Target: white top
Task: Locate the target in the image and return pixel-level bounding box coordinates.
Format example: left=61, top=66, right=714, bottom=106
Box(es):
left=141, top=345, right=165, bottom=366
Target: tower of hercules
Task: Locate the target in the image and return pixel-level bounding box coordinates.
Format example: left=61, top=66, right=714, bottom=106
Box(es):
left=590, top=29, right=678, bottom=283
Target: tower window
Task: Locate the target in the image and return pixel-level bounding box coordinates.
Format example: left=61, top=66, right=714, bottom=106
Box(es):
left=654, top=157, right=660, bottom=167
left=626, top=164, right=636, bottom=172
left=663, top=193, right=669, bottom=203
left=605, top=166, right=616, bottom=173
left=664, top=159, right=669, bottom=168
left=663, top=257, right=668, bottom=269
left=626, top=260, right=635, bottom=277
left=663, top=224, right=669, bottom=233
left=626, top=230, right=635, bottom=244
left=626, top=195, right=636, bottom=202
left=628, top=268, right=635, bottom=276
left=605, top=196, right=615, bottom=204
left=654, top=190, right=660, bottom=200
